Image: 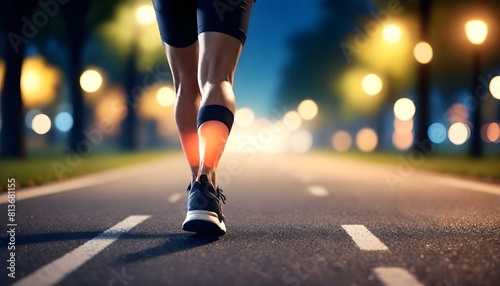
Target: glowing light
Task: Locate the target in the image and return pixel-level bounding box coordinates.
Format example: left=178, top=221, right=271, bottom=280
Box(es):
left=394, top=118, right=414, bottom=134
left=25, top=109, right=42, bottom=128
left=136, top=5, right=156, bottom=25
left=485, top=122, right=500, bottom=143
left=31, top=114, right=51, bottom=135
left=413, top=42, right=433, bottom=64
left=361, top=74, right=383, bottom=96
left=21, top=56, right=60, bottom=108
left=0, top=60, right=4, bottom=92
left=394, top=98, right=416, bottom=121
left=383, top=24, right=402, bottom=43
left=235, top=108, right=255, bottom=128
left=297, top=99, right=318, bottom=121
left=448, top=122, right=470, bottom=145
left=465, top=20, right=488, bottom=45
left=95, top=87, right=127, bottom=134
left=490, top=76, right=500, bottom=100
left=156, top=87, right=176, bottom=107
left=356, top=128, right=378, bottom=152
left=55, top=112, right=73, bottom=132
left=447, top=103, right=468, bottom=123
left=428, top=123, right=447, bottom=144
left=332, top=131, right=352, bottom=152
left=80, top=69, right=103, bottom=93
left=283, top=111, right=302, bottom=131
left=392, top=132, right=413, bottom=150
left=289, top=130, right=313, bottom=153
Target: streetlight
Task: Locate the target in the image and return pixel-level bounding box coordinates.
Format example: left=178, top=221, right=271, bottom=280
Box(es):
left=413, top=42, right=433, bottom=65
left=362, top=73, right=383, bottom=96
left=135, top=5, right=156, bottom=25
left=465, top=19, right=488, bottom=157
left=383, top=24, right=402, bottom=43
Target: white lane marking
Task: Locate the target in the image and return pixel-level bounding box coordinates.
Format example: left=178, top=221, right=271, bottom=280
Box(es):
left=341, top=225, right=388, bottom=251
left=13, top=215, right=151, bottom=286
left=431, top=176, right=500, bottom=196
left=373, top=267, right=424, bottom=286
left=168, top=192, right=184, bottom=203
left=307, top=185, right=329, bottom=197
left=0, top=158, right=169, bottom=204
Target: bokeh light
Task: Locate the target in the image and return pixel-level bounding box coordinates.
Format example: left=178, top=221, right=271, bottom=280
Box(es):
left=383, top=24, right=402, bottom=43
left=393, top=98, right=416, bottom=121
left=465, top=20, right=488, bottom=45
left=283, top=111, right=302, bottom=131
left=0, top=60, right=4, bottom=92
left=356, top=128, right=378, bottom=152
left=413, top=42, right=433, bottom=64
left=135, top=5, right=156, bottom=25
left=448, top=122, right=470, bottom=145
left=21, top=56, right=60, bottom=108
left=392, top=132, right=413, bottom=150
left=235, top=108, right=255, bottom=128
left=483, top=122, right=500, bottom=143
left=156, top=86, right=176, bottom=107
left=361, top=74, right=383, bottom=96
left=80, top=69, right=103, bottom=93
left=332, top=130, right=352, bottom=152
left=490, top=76, right=500, bottom=100
left=447, top=103, right=468, bottom=123
left=55, top=112, right=74, bottom=132
left=394, top=118, right=414, bottom=134
left=428, top=123, right=447, bottom=144
left=297, top=99, right=318, bottom=121
left=289, top=130, right=313, bottom=153
left=95, top=87, right=127, bottom=134
left=32, top=114, right=51, bottom=135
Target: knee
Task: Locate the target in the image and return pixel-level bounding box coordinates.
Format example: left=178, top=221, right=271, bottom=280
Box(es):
left=175, top=81, right=200, bottom=101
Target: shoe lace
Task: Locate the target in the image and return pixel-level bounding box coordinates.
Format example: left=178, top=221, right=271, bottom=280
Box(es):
left=217, top=188, right=226, bottom=204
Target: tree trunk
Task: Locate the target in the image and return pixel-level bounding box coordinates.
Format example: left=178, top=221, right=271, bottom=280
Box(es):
left=0, top=0, right=30, bottom=158
left=413, top=0, right=432, bottom=153
left=469, top=49, right=482, bottom=157
left=120, top=41, right=139, bottom=151
left=62, top=1, right=92, bottom=154
left=66, top=25, right=85, bottom=153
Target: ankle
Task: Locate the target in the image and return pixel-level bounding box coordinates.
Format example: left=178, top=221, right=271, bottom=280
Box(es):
left=197, top=171, right=216, bottom=188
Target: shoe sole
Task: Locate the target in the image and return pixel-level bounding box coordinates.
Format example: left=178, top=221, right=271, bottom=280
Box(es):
left=182, top=210, right=226, bottom=236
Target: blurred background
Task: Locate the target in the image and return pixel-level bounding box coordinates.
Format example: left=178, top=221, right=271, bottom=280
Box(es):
left=1, top=0, right=499, bottom=169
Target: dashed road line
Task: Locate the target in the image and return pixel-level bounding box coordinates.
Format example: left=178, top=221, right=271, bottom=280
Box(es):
left=13, top=215, right=151, bottom=286
left=168, top=192, right=184, bottom=203
left=341, top=225, right=388, bottom=251
left=373, top=267, right=424, bottom=286
left=307, top=185, right=329, bottom=197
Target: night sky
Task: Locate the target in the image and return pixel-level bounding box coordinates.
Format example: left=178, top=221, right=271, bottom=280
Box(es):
left=234, top=0, right=322, bottom=117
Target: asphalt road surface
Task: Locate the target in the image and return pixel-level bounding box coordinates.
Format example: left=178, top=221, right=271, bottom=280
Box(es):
left=1, top=152, right=499, bottom=286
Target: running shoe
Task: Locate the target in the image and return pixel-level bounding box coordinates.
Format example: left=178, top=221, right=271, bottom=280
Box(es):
left=182, top=175, right=227, bottom=235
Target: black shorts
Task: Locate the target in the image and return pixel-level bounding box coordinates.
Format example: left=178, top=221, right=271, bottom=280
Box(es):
left=152, top=0, right=255, bottom=48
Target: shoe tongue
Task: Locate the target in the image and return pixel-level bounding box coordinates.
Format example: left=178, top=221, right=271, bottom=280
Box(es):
left=199, top=175, right=209, bottom=184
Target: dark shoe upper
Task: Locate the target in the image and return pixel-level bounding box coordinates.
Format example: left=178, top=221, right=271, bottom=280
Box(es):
left=187, top=175, right=226, bottom=222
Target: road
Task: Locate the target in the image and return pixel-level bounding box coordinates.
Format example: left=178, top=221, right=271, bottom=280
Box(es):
left=1, top=152, right=499, bottom=286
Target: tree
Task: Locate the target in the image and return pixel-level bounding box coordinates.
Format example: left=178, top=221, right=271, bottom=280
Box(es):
left=277, top=0, right=374, bottom=125
left=0, top=0, right=38, bottom=158
left=413, top=0, right=432, bottom=153
left=60, top=1, right=94, bottom=154
left=59, top=0, right=121, bottom=153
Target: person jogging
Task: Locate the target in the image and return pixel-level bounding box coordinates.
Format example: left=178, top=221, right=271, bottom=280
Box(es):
left=151, top=0, right=254, bottom=235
